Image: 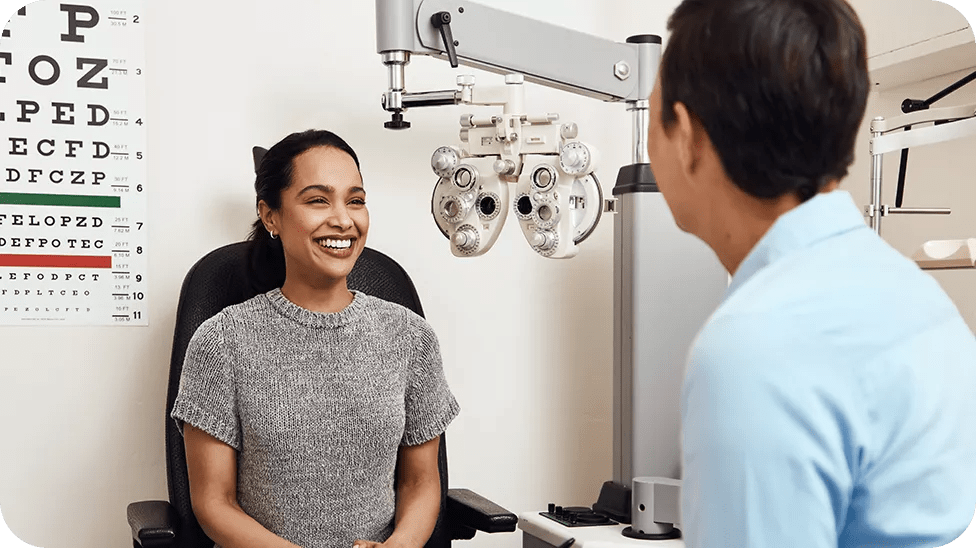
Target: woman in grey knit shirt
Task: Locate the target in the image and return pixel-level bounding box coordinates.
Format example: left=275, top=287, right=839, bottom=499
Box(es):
left=171, top=129, right=460, bottom=548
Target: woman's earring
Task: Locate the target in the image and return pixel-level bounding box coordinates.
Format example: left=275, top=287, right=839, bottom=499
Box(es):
left=268, top=228, right=277, bottom=240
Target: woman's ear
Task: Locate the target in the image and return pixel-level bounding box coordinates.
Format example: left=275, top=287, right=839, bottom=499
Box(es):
left=257, top=200, right=277, bottom=234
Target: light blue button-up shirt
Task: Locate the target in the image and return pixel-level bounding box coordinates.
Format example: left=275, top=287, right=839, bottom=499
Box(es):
left=680, top=190, right=976, bottom=548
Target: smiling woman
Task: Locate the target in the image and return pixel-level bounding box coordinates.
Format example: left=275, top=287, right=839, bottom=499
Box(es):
left=245, top=130, right=367, bottom=306
left=257, top=142, right=369, bottom=313
left=170, top=129, right=459, bottom=548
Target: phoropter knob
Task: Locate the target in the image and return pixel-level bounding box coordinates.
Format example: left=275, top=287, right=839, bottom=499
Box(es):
left=452, top=227, right=478, bottom=252
left=432, top=146, right=460, bottom=178
left=531, top=230, right=557, bottom=250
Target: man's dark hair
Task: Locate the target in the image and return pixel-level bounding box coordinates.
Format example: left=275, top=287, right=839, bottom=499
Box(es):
left=660, top=0, right=869, bottom=202
left=247, top=129, right=361, bottom=291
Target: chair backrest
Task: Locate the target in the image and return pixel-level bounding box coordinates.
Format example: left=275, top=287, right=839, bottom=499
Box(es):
left=163, top=241, right=450, bottom=548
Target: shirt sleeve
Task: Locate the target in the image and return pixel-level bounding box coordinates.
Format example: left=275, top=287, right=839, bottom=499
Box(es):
left=401, top=319, right=460, bottom=446
left=680, top=313, right=853, bottom=548
left=171, top=312, right=243, bottom=451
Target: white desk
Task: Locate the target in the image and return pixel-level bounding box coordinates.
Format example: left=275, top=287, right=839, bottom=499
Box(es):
left=518, top=512, right=686, bottom=548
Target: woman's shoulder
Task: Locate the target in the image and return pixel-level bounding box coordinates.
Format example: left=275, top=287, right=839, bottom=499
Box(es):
left=209, top=291, right=277, bottom=329
left=185, top=294, right=263, bottom=342
left=357, top=292, right=430, bottom=331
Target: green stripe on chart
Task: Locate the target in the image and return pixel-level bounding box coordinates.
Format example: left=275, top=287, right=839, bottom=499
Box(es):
left=0, top=192, right=121, bottom=208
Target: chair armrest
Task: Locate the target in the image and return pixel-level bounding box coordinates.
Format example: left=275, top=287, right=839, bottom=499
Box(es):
left=127, top=500, right=179, bottom=548
left=446, top=488, right=518, bottom=536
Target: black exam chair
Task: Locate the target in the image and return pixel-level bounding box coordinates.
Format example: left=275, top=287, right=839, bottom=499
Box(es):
left=126, top=241, right=518, bottom=548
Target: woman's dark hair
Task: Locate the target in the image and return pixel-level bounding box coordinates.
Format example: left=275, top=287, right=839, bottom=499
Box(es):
left=246, top=129, right=361, bottom=292
left=659, top=0, right=869, bottom=202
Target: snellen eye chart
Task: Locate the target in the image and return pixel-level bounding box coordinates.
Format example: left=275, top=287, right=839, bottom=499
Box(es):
left=1, top=0, right=148, bottom=325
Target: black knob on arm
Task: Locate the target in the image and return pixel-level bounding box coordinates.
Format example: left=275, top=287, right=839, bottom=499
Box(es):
left=384, top=111, right=411, bottom=130
left=431, top=11, right=459, bottom=68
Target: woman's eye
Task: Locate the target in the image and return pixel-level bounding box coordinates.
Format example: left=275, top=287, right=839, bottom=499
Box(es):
left=308, top=197, right=327, bottom=204
left=351, top=199, right=366, bottom=205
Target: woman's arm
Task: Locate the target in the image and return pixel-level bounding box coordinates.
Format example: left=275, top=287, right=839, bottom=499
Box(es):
left=184, top=424, right=301, bottom=548
left=357, top=436, right=441, bottom=548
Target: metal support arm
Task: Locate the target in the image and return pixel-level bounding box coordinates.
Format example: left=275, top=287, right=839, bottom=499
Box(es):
left=376, top=0, right=647, bottom=102
left=375, top=0, right=659, bottom=167
left=866, top=104, right=976, bottom=234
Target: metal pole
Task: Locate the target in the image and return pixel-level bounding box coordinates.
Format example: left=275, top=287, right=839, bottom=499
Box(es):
left=631, top=102, right=650, bottom=165
left=870, top=117, right=884, bottom=234
left=887, top=207, right=952, bottom=215
left=630, top=36, right=659, bottom=165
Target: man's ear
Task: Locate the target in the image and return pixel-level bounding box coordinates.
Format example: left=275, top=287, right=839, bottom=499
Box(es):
left=671, top=101, right=707, bottom=182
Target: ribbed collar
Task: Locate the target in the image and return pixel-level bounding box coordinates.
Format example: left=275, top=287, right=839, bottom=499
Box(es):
left=726, top=190, right=868, bottom=300
left=265, top=288, right=367, bottom=328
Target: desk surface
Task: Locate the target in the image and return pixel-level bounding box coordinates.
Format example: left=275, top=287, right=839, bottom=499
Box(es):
left=518, top=512, right=686, bottom=548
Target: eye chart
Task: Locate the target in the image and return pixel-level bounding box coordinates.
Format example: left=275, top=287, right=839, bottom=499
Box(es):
left=0, top=0, right=147, bottom=325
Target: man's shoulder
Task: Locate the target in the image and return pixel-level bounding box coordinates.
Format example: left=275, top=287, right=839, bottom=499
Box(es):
left=689, top=312, right=787, bottom=383
left=722, top=229, right=961, bottom=345
left=690, top=227, right=974, bottom=407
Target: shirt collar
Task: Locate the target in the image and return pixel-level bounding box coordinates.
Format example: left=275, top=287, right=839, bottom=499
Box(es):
left=726, top=190, right=867, bottom=299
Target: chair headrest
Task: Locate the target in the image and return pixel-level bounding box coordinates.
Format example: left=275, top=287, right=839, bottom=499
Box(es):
left=252, top=146, right=268, bottom=174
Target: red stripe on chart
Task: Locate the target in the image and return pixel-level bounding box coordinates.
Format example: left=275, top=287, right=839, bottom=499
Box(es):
left=0, top=254, right=113, bottom=268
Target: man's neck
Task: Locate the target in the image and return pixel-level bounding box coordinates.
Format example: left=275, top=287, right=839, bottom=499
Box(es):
left=701, top=183, right=837, bottom=276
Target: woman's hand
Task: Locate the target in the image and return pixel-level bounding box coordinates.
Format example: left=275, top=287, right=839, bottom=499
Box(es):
left=352, top=539, right=384, bottom=548
left=184, top=424, right=301, bottom=548
left=353, top=539, right=408, bottom=548
left=354, top=436, right=442, bottom=548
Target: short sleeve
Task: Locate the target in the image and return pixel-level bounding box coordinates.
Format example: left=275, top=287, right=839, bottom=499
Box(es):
left=171, top=313, right=242, bottom=451
left=401, top=320, right=460, bottom=446
left=680, top=313, right=850, bottom=548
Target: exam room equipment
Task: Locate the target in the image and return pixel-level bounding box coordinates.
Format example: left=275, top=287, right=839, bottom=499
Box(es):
left=865, top=69, right=976, bottom=270
left=424, top=74, right=604, bottom=259
left=376, top=0, right=651, bottom=260
left=375, top=1, right=728, bottom=545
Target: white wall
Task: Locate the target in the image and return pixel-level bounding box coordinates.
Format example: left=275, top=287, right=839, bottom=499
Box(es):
left=1, top=2, right=973, bottom=548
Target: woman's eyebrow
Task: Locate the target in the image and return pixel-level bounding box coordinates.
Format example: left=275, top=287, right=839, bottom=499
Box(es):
left=297, top=184, right=334, bottom=196
left=296, top=184, right=366, bottom=196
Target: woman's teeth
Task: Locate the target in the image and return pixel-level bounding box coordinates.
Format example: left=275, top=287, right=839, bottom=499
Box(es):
left=319, top=238, right=352, bottom=250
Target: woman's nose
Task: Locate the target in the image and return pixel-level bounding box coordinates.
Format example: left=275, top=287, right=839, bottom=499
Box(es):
left=328, top=205, right=354, bottom=230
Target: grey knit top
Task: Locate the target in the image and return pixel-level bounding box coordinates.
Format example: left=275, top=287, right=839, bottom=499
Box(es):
left=171, top=288, right=460, bottom=548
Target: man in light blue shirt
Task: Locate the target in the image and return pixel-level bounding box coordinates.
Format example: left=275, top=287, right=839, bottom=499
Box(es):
left=645, top=0, right=976, bottom=546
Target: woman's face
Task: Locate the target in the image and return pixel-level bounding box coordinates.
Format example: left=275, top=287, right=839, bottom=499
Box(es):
left=261, top=146, right=368, bottom=288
